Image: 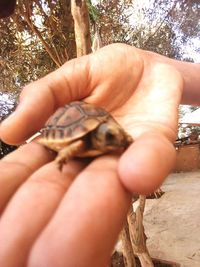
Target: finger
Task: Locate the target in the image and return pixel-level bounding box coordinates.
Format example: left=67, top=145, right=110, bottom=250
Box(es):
left=119, top=133, right=176, bottom=195
left=0, top=56, right=91, bottom=145
left=0, top=160, right=85, bottom=267
left=0, top=142, right=54, bottom=213
left=28, top=156, right=131, bottom=267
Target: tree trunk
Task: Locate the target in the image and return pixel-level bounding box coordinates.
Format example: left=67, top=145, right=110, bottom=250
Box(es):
left=71, top=0, right=92, bottom=57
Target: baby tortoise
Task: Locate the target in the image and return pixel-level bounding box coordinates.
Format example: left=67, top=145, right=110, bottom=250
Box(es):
left=39, top=101, right=133, bottom=169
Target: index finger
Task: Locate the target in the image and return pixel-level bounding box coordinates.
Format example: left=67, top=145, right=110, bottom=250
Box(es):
left=0, top=56, right=91, bottom=145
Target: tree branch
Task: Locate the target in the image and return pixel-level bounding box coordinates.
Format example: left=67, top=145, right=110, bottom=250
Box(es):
left=21, top=0, right=61, bottom=67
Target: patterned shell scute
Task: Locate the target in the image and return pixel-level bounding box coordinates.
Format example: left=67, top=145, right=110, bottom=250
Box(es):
left=42, top=101, right=110, bottom=143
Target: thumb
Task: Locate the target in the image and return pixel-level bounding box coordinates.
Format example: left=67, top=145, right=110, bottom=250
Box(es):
left=118, top=133, right=176, bottom=195
left=0, top=56, right=91, bottom=145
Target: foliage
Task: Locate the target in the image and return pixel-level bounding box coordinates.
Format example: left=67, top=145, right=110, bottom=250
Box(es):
left=86, top=0, right=100, bottom=25
left=0, top=0, right=199, bottom=94
left=92, top=0, right=200, bottom=60
left=0, top=0, right=75, bottom=93
left=91, top=0, right=133, bottom=44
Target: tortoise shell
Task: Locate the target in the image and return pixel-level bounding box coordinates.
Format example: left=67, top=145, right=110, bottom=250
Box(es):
left=39, top=101, right=133, bottom=163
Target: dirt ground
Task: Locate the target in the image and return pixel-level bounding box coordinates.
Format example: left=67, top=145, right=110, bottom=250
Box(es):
left=144, top=171, right=200, bottom=267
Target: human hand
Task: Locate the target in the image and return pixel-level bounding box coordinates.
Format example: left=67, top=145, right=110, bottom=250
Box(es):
left=0, top=43, right=183, bottom=193
left=0, top=43, right=183, bottom=266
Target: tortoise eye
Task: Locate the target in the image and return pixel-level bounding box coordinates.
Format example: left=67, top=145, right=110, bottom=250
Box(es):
left=95, top=123, right=118, bottom=146
left=105, top=131, right=116, bottom=143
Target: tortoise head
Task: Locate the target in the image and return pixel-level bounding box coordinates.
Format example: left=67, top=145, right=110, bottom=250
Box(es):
left=91, top=121, right=133, bottom=153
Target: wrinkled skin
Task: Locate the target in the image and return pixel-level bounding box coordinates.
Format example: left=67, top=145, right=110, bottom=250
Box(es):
left=0, top=44, right=183, bottom=267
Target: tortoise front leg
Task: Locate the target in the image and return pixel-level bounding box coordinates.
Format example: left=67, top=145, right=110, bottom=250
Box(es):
left=56, top=140, right=86, bottom=170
